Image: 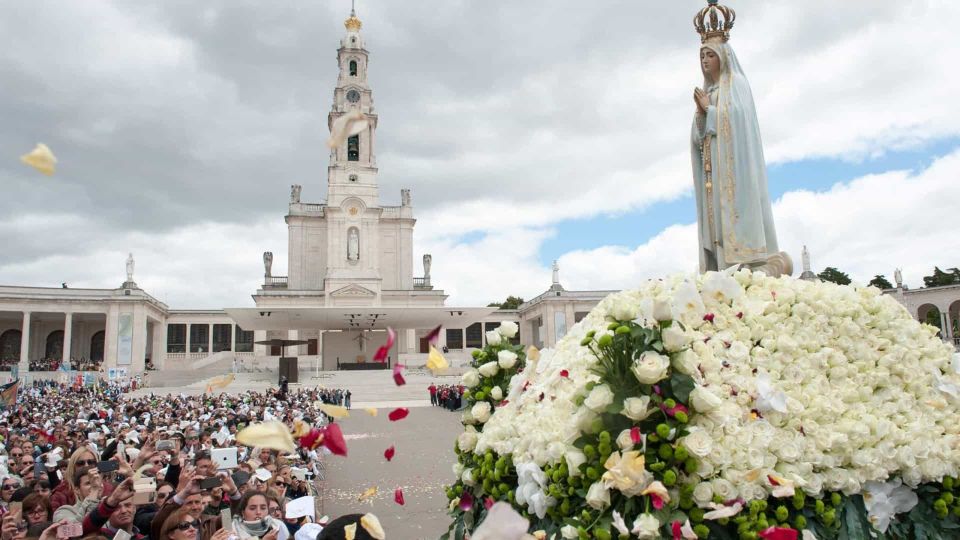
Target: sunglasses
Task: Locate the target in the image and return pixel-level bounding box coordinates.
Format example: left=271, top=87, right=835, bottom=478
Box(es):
left=176, top=521, right=199, bottom=531
left=76, top=459, right=97, bottom=467
left=2, top=484, right=17, bottom=491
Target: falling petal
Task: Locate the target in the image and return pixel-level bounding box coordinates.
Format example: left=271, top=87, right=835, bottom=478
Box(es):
left=321, top=423, right=348, bottom=456
left=359, top=513, right=385, bottom=540
left=392, top=364, right=406, bottom=386
left=319, top=404, right=350, bottom=419
left=526, top=346, right=540, bottom=361
left=425, top=324, right=442, bottom=345
left=364, top=407, right=378, bottom=417
left=236, top=421, right=296, bottom=452
left=471, top=502, right=529, bottom=540
left=298, top=427, right=324, bottom=451
left=326, top=109, right=369, bottom=149
left=373, top=327, right=397, bottom=363
left=458, top=491, right=474, bottom=511
left=383, top=446, right=395, bottom=462
left=388, top=407, right=409, bottom=421
left=394, top=487, right=405, bottom=506
left=426, top=346, right=449, bottom=374
left=357, top=486, right=378, bottom=503
left=20, top=143, right=57, bottom=175
left=204, top=373, right=235, bottom=394
left=344, top=523, right=356, bottom=540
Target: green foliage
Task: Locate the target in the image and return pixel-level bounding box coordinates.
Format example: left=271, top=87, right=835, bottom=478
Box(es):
left=868, top=274, right=894, bottom=290
left=488, top=295, right=525, bottom=310
left=818, top=267, right=852, bottom=285
left=922, top=267, right=960, bottom=288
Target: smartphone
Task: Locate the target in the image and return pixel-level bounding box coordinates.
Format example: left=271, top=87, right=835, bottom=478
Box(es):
left=9, top=502, right=21, bottom=516
left=97, top=460, right=120, bottom=473
left=34, top=460, right=43, bottom=477
left=113, top=529, right=132, bottom=540
left=220, top=508, right=233, bottom=532
left=56, top=522, right=83, bottom=539
left=200, top=476, right=223, bottom=490
left=156, top=440, right=175, bottom=451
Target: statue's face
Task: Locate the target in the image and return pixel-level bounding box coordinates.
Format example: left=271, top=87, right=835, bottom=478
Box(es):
left=700, top=47, right=722, bottom=82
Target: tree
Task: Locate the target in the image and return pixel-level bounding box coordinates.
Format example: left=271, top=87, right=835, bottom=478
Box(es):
left=488, top=296, right=524, bottom=310
left=868, top=275, right=893, bottom=290
left=817, top=267, right=852, bottom=285
left=922, top=267, right=960, bottom=288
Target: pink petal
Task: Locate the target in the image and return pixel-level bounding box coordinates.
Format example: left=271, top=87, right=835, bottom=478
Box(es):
left=392, top=364, right=406, bottom=386
left=703, top=313, right=715, bottom=323
left=630, top=427, right=642, bottom=445
left=758, top=527, right=798, bottom=540
left=458, top=491, right=474, bottom=511
left=671, top=521, right=682, bottom=540
left=559, top=369, right=569, bottom=378
left=483, top=497, right=494, bottom=510
left=384, top=446, right=395, bottom=462
left=374, top=327, right=397, bottom=362
left=651, top=493, right=665, bottom=510
left=388, top=408, right=409, bottom=422
left=394, top=487, right=405, bottom=506
left=321, top=423, right=348, bottom=457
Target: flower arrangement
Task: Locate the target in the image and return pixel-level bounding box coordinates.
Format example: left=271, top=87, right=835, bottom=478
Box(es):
left=445, top=269, right=960, bottom=539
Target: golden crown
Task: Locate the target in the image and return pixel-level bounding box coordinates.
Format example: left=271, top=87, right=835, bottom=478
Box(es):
left=694, top=0, right=736, bottom=43
left=344, top=14, right=362, bottom=31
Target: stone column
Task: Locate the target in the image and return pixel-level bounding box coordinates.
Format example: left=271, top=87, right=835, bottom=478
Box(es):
left=132, top=307, right=147, bottom=372
left=104, top=305, right=119, bottom=369
left=942, top=311, right=952, bottom=340
left=185, top=323, right=192, bottom=354
left=62, top=312, right=73, bottom=366
left=19, top=311, right=30, bottom=374
left=254, top=330, right=267, bottom=357
left=287, top=329, right=299, bottom=356
left=230, top=324, right=236, bottom=353
left=207, top=324, right=213, bottom=355
left=152, top=322, right=164, bottom=370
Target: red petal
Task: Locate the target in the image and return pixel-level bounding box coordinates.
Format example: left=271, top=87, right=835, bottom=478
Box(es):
left=321, top=423, right=348, bottom=457
left=458, top=491, right=474, bottom=511
left=394, top=487, right=405, bottom=506
left=384, top=446, right=395, bottom=462
left=630, top=427, right=642, bottom=445
left=374, top=327, right=397, bottom=362
left=426, top=324, right=443, bottom=346
left=498, top=400, right=509, bottom=408
left=767, top=475, right=781, bottom=486
left=299, top=428, right=323, bottom=450
left=651, top=493, right=665, bottom=510
left=559, top=369, right=569, bottom=378
left=671, top=521, right=682, bottom=540
left=758, top=527, right=798, bottom=540
left=388, top=408, right=409, bottom=421
left=703, top=313, right=715, bottom=323
left=392, top=364, right=406, bottom=386
left=483, top=497, right=494, bottom=510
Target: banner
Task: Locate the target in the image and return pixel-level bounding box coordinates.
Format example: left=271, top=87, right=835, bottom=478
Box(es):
left=0, top=380, right=19, bottom=410
left=117, top=313, right=133, bottom=365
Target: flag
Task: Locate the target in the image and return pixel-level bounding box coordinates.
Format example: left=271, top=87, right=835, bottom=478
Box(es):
left=0, top=380, right=20, bottom=410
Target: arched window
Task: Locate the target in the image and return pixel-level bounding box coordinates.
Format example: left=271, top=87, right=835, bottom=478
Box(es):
left=45, top=330, right=64, bottom=360
left=0, top=330, right=21, bottom=365
left=349, top=60, right=358, bottom=77
left=90, top=331, right=105, bottom=363
left=347, top=135, right=360, bottom=161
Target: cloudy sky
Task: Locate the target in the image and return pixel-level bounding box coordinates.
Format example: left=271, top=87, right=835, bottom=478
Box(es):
left=1, top=0, right=958, bottom=309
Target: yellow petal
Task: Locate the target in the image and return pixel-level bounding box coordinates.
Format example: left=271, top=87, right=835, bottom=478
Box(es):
left=20, top=143, right=57, bottom=175
left=357, top=486, right=378, bottom=502
left=426, top=346, right=449, bottom=374
left=360, top=513, right=385, bottom=540
left=235, top=421, right=296, bottom=452
left=344, top=523, right=356, bottom=540
left=527, top=346, right=540, bottom=361
left=364, top=407, right=378, bottom=417
left=326, top=109, right=369, bottom=149
left=744, top=469, right=762, bottom=482
left=206, top=373, right=234, bottom=393
left=319, top=404, right=350, bottom=419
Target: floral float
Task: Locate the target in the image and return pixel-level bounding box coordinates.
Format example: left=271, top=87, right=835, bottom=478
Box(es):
left=445, top=269, right=960, bottom=539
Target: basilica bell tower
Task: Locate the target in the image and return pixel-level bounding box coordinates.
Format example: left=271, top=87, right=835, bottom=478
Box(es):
left=326, top=6, right=379, bottom=209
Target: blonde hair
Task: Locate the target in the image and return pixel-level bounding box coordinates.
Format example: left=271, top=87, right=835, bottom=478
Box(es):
left=65, top=446, right=97, bottom=489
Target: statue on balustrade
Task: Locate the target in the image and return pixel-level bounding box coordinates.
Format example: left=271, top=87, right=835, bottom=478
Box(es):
left=263, top=251, right=273, bottom=278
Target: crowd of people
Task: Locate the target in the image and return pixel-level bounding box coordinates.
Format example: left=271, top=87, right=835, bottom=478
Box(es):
left=0, top=359, right=104, bottom=373
left=0, top=382, right=372, bottom=540
left=427, top=383, right=464, bottom=411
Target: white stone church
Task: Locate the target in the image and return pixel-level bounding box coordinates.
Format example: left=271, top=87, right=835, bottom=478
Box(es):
left=0, top=9, right=955, bottom=380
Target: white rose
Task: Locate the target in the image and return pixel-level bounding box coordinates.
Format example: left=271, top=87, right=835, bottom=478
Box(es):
left=632, top=351, right=671, bottom=384
left=461, top=369, right=480, bottom=388
left=586, top=481, right=610, bottom=510
left=711, top=478, right=738, bottom=501
left=490, top=386, right=503, bottom=401
left=498, top=321, right=519, bottom=339
left=565, top=449, right=586, bottom=476
left=671, top=349, right=700, bottom=377
left=458, top=429, right=478, bottom=452
left=452, top=463, right=464, bottom=477
left=462, top=468, right=476, bottom=486
left=692, top=482, right=714, bottom=506
left=653, top=299, right=673, bottom=321
left=584, top=385, right=614, bottom=412
left=485, top=330, right=502, bottom=346
left=662, top=325, right=692, bottom=352
left=471, top=401, right=492, bottom=424
left=690, top=386, right=722, bottom=413
left=478, top=361, right=500, bottom=378
left=616, top=429, right=635, bottom=450
left=610, top=301, right=638, bottom=322
left=632, top=514, right=660, bottom=539
left=682, top=429, right=714, bottom=458
left=560, top=525, right=579, bottom=539
left=498, top=350, right=519, bottom=370
left=622, top=396, right=654, bottom=421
